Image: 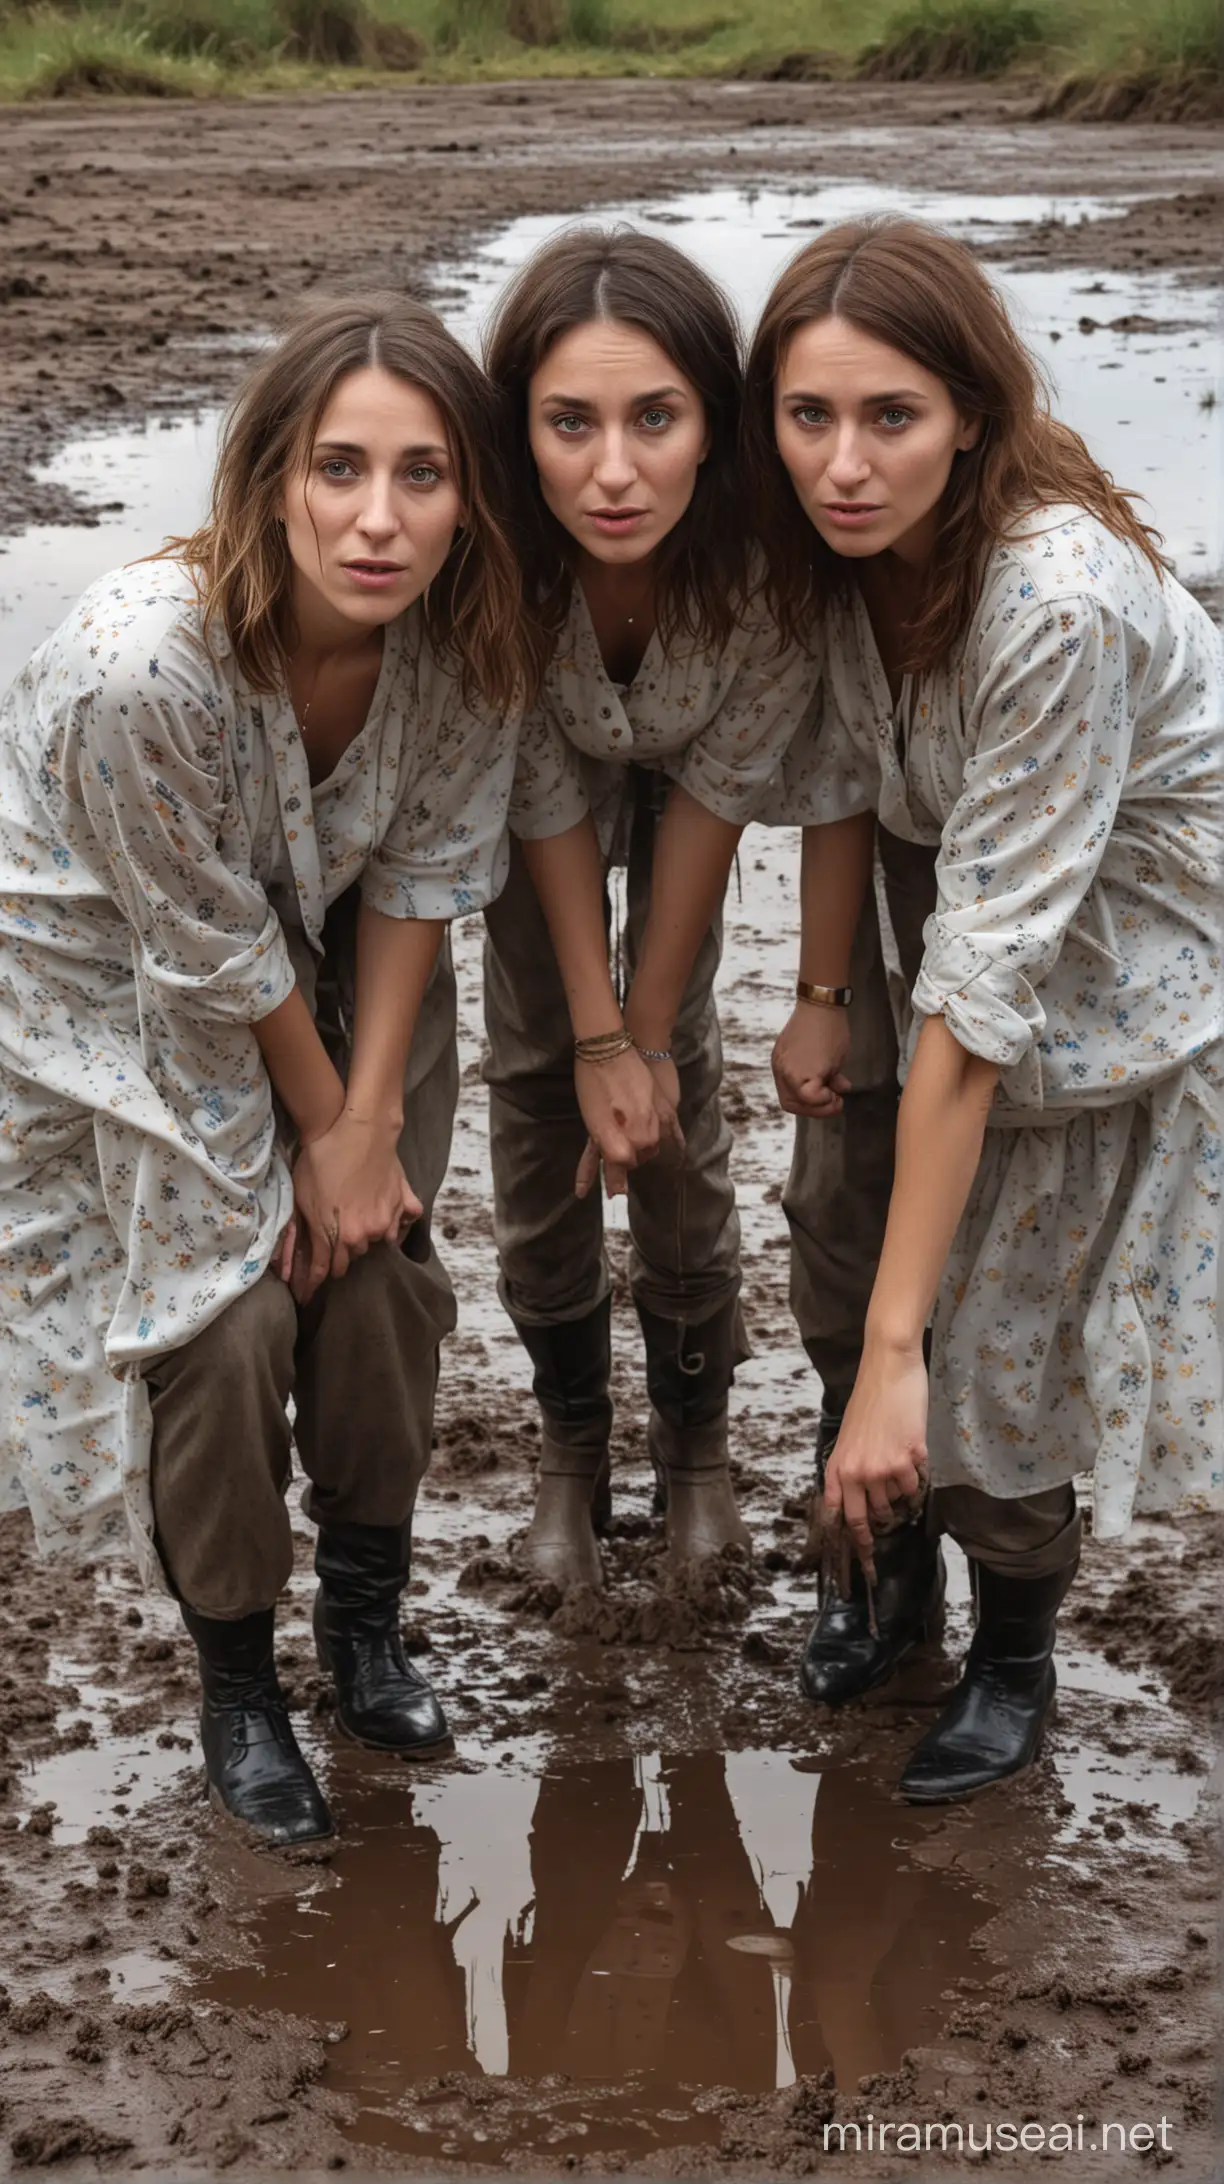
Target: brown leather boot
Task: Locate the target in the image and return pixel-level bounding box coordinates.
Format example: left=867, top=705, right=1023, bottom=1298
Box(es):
left=649, top=1409, right=751, bottom=1568
left=522, top=1422, right=609, bottom=1591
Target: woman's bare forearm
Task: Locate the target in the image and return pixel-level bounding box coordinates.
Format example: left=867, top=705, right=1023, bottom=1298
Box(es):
left=521, top=817, right=622, bottom=1038
left=798, top=812, right=875, bottom=987
left=253, top=986, right=346, bottom=1144
left=626, top=786, right=741, bottom=1044
left=346, top=904, right=444, bottom=1132
left=864, top=1014, right=999, bottom=1356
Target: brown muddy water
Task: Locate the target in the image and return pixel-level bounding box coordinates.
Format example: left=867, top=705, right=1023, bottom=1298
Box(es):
left=0, top=154, right=1221, bottom=2180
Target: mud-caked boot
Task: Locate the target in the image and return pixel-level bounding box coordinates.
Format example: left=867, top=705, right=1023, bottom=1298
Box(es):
left=796, top=1388, right=849, bottom=1570
left=523, top=1422, right=610, bottom=1591
left=649, top=1408, right=752, bottom=1567
left=514, top=1301, right=614, bottom=1592
left=899, top=1560, right=1075, bottom=1804
left=800, top=1517, right=945, bottom=1708
left=314, top=1520, right=452, bottom=1757
left=637, top=1297, right=749, bottom=1557
left=180, top=1604, right=333, bottom=1846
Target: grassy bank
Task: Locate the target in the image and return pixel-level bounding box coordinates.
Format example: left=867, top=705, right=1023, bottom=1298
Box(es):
left=0, top=0, right=1218, bottom=111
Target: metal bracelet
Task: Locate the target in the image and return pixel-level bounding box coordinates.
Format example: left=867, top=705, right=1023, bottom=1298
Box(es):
left=796, top=980, right=853, bottom=1010
left=634, top=1043, right=673, bottom=1063
left=575, top=1028, right=635, bottom=1064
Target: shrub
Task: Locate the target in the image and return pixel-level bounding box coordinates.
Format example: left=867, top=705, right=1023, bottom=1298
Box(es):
left=858, top=0, right=1050, bottom=81
left=278, top=0, right=367, bottom=64
left=507, top=0, right=563, bottom=43
left=432, top=0, right=509, bottom=54
left=567, top=0, right=613, bottom=43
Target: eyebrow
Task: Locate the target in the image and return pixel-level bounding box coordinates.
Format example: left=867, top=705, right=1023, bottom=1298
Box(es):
left=538, top=385, right=687, bottom=408
left=314, top=438, right=449, bottom=459
left=781, top=388, right=928, bottom=406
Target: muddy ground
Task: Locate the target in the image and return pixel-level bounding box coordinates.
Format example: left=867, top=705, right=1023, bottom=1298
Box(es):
left=0, top=74, right=1221, bottom=2184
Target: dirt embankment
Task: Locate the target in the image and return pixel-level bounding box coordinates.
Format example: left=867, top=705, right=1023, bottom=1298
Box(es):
left=0, top=76, right=1220, bottom=534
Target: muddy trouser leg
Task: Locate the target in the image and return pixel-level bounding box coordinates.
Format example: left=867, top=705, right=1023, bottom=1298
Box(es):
left=788, top=835, right=946, bottom=1700
left=146, top=931, right=460, bottom=1621
left=147, top=1274, right=300, bottom=1620
left=146, top=1271, right=335, bottom=1843
left=932, top=1483, right=1082, bottom=1582
left=617, top=774, right=750, bottom=1558
left=483, top=838, right=612, bottom=1583
left=784, top=831, right=939, bottom=1453
left=298, top=896, right=459, bottom=1749
left=298, top=889, right=460, bottom=1537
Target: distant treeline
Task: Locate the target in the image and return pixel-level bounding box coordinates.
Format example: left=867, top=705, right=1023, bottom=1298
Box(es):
left=0, top=0, right=1218, bottom=114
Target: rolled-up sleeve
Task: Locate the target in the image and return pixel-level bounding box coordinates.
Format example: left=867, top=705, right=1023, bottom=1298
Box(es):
left=68, top=668, right=294, bottom=1024
left=363, top=680, right=519, bottom=920
left=507, top=703, right=590, bottom=842
left=669, top=618, right=820, bottom=824
left=913, top=594, right=1132, bottom=1071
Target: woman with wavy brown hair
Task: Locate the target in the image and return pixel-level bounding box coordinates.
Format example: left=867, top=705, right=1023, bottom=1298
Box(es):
left=483, top=228, right=816, bottom=1591
left=745, top=217, right=1223, bottom=1800
left=0, top=292, right=533, bottom=1844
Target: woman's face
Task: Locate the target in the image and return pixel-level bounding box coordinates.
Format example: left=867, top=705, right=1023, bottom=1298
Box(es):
left=773, top=317, right=980, bottom=565
left=282, top=366, right=464, bottom=639
left=527, top=319, right=709, bottom=566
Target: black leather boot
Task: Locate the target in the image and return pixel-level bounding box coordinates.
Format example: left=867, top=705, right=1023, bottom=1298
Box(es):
left=513, top=1302, right=614, bottom=1590
left=314, top=1520, right=452, bottom=1756
left=800, top=1517, right=945, bottom=1707
left=898, top=1559, right=1076, bottom=1804
left=796, top=1389, right=849, bottom=1569
left=180, top=1604, right=333, bottom=1846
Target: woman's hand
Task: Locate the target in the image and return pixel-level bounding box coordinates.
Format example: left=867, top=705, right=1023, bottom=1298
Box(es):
left=823, top=1342, right=929, bottom=1580
left=574, top=1047, right=683, bottom=1200
left=772, top=1004, right=852, bottom=1119
left=288, top=1113, right=421, bottom=1303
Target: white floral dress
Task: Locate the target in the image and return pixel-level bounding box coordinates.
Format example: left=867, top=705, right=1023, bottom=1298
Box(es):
left=770, top=509, right=1224, bottom=1536
left=509, top=582, right=819, bottom=853
left=0, top=560, right=518, bottom=1576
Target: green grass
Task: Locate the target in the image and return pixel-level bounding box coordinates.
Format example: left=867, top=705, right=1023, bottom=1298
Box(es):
left=0, top=0, right=1217, bottom=100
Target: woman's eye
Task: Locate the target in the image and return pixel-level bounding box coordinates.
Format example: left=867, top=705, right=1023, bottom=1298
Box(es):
left=879, top=407, right=913, bottom=429
left=792, top=406, right=828, bottom=428
left=407, top=465, right=442, bottom=487
left=320, top=457, right=357, bottom=480
left=639, top=408, right=671, bottom=431
left=552, top=414, right=587, bottom=436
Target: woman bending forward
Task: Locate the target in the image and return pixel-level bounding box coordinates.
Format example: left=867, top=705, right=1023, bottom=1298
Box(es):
left=0, top=295, right=532, bottom=1843
left=484, top=228, right=816, bottom=1589
left=749, top=218, right=1223, bottom=1801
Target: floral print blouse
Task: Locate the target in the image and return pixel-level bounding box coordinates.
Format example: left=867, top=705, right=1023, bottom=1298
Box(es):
left=509, top=579, right=819, bottom=855
left=771, top=508, right=1224, bottom=1115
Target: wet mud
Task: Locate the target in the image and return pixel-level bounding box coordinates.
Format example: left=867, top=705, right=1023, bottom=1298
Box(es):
left=0, top=74, right=1221, bottom=2183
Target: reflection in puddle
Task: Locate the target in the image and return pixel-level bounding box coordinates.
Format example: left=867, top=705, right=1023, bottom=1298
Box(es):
left=184, top=1748, right=988, bottom=2157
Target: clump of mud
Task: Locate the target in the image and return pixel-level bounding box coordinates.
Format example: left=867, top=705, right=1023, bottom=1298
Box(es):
left=458, top=1531, right=769, bottom=1649
left=1070, top=1513, right=1224, bottom=1712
